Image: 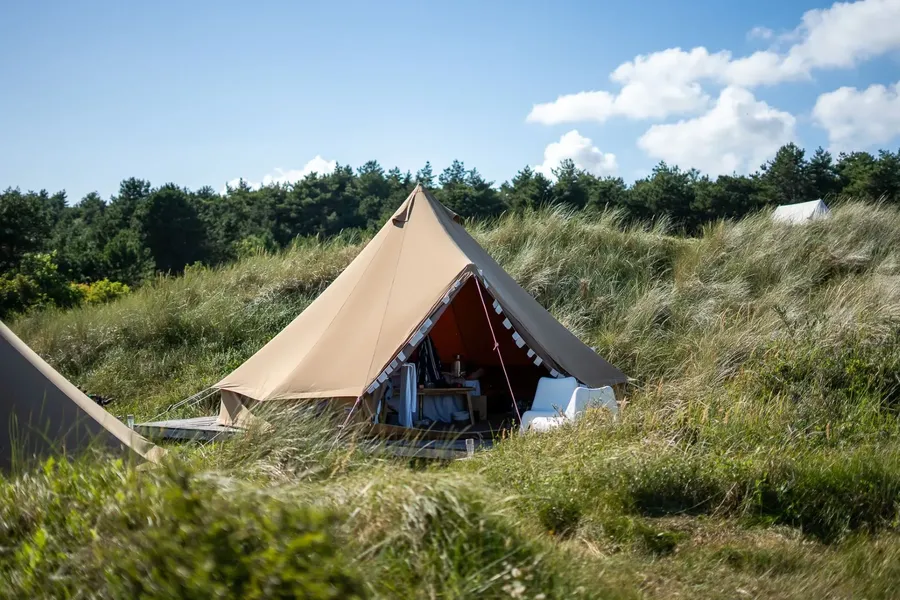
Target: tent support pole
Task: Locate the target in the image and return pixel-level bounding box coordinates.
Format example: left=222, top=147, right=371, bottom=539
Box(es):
left=475, top=277, right=522, bottom=424
left=341, top=395, right=363, bottom=429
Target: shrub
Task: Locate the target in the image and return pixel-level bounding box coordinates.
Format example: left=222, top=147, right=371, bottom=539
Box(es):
left=70, top=278, right=131, bottom=306
left=0, top=252, right=80, bottom=318
left=102, top=469, right=365, bottom=600
left=235, top=233, right=278, bottom=258
left=0, top=458, right=366, bottom=599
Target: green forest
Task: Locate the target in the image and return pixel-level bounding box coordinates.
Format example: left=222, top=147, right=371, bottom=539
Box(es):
left=2, top=142, right=899, bottom=318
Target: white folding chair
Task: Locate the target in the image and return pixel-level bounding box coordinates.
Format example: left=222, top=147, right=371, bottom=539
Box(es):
left=519, top=376, right=617, bottom=433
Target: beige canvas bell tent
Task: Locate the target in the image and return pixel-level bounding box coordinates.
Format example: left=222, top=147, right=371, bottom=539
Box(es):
left=0, top=320, right=164, bottom=470
left=214, top=185, right=626, bottom=432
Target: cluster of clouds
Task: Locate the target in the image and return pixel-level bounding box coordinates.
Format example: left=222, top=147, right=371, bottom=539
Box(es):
left=233, top=1, right=899, bottom=188
left=224, top=155, right=336, bottom=192
left=528, top=0, right=900, bottom=177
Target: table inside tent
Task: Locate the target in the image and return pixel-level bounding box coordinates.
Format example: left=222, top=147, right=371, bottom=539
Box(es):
left=417, top=387, right=475, bottom=425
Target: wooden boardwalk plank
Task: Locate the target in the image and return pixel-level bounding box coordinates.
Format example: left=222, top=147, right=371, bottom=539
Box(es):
left=134, top=416, right=241, bottom=441
left=134, top=417, right=495, bottom=460
left=373, top=438, right=493, bottom=460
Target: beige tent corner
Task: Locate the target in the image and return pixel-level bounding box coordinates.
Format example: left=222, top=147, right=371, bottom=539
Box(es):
left=0, top=320, right=165, bottom=470
left=214, top=185, right=626, bottom=426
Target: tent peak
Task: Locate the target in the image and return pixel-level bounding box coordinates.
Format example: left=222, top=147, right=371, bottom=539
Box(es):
left=392, top=184, right=460, bottom=224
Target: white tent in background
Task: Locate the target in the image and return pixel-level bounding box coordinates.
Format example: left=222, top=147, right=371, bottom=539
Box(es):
left=771, top=199, right=831, bottom=224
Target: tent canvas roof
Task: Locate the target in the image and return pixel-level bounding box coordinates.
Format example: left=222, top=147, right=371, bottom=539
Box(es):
left=215, top=185, right=626, bottom=403
left=0, top=320, right=164, bottom=470
left=771, top=199, right=831, bottom=224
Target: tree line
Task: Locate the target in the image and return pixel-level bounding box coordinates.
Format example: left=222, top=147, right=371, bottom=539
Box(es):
left=2, top=143, right=899, bottom=318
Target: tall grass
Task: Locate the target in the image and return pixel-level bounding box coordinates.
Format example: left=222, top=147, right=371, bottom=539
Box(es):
left=0, top=413, right=633, bottom=599
left=5, top=201, right=900, bottom=597
left=3, top=410, right=900, bottom=598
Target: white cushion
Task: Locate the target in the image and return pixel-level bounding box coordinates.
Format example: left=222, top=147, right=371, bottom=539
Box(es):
left=526, top=415, right=567, bottom=432
left=519, top=410, right=566, bottom=433
left=530, top=376, right=578, bottom=413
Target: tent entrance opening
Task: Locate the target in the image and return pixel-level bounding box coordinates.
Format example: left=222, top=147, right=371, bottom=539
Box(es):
left=380, top=277, right=547, bottom=435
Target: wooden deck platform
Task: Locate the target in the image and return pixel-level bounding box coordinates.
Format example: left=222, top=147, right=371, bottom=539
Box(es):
left=372, top=438, right=493, bottom=460
left=135, top=416, right=495, bottom=460
left=134, top=416, right=241, bottom=441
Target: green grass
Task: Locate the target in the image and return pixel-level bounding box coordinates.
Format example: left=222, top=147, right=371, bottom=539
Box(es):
left=5, top=201, right=900, bottom=597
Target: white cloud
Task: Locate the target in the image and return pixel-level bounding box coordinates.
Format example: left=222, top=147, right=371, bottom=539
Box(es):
left=534, top=130, right=618, bottom=178
left=637, top=87, right=797, bottom=176
left=729, top=0, right=900, bottom=85
left=224, top=155, right=337, bottom=192
left=782, top=0, right=900, bottom=73
left=813, top=81, right=900, bottom=149
left=527, top=47, right=724, bottom=124
left=722, top=50, right=798, bottom=87
left=527, top=91, right=617, bottom=125
left=748, top=26, right=774, bottom=40
left=526, top=0, right=900, bottom=124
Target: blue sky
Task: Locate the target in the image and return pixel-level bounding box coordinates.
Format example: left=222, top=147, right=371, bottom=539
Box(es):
left=1, top=0, right=899, bottom=201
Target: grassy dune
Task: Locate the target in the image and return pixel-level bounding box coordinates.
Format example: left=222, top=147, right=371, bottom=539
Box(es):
left=4, top=202, right=900, bottom=598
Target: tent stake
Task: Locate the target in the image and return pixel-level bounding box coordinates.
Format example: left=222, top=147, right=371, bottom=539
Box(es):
left=475, top=278, right=522, bottom=424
